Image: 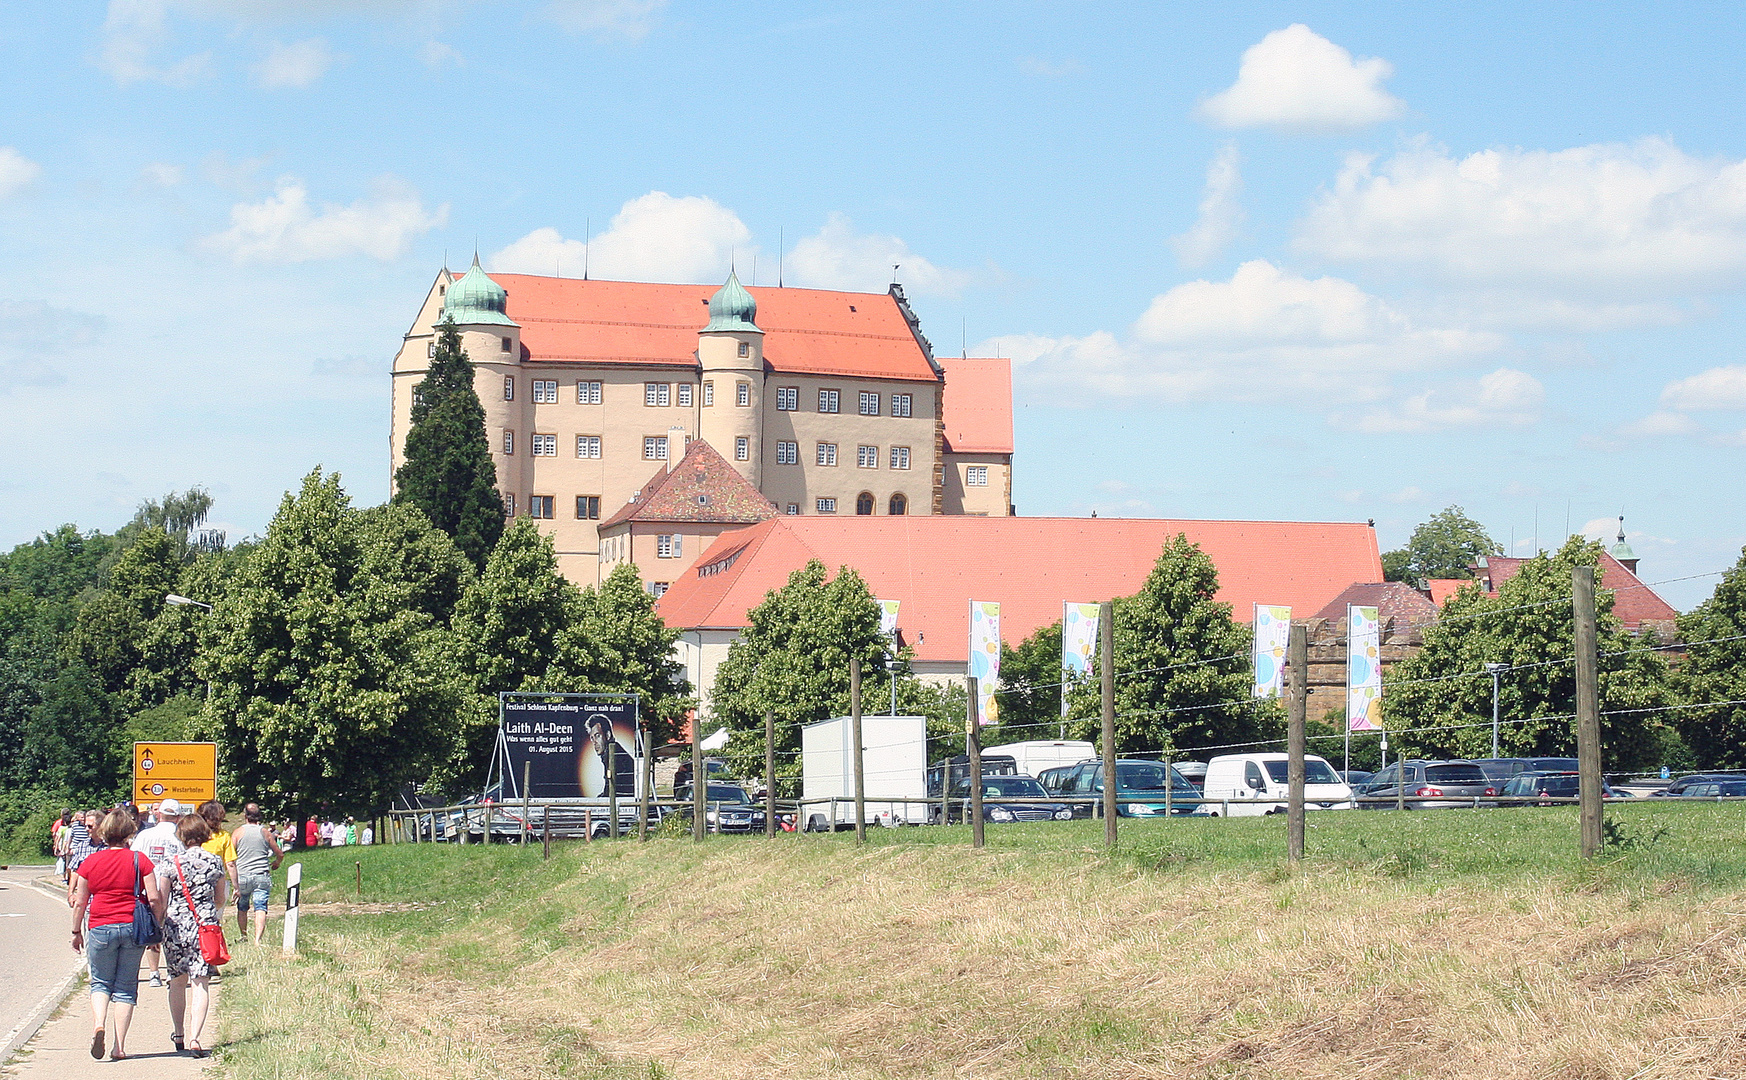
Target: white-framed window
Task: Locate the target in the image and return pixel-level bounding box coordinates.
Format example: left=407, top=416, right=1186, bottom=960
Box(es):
left=776, top=441, right=798, bottom=465
left=644, top=436, right=667, bottom=460
left=857, top=445, right=878, bottom=468
left=529, top=495, right=554, bottom=519
left=503, top=376, right=515, bottom=401
left=818, top=389, right=840, bottom=413
left=532, top=379, right=558, bottom=404
left=502, top=492, right=516, bottom=516
left=892, top=393, right=912, bottom=418
left=776, top=386, right=798, bottom=411
left=703, top=381, right=715, bottom=407
left=859, top=391, right=880, bottom=416
left=738, top=341, right=750, bottom=357
left=648, top=581, right=670, bottom=598
left=816, top=442, right=837, bottom=467
left=889, top=493, right=908, bottom=515
left=531, top=433, right=557, bottom=457
left=677, top=383, right=694, bottom=407
left=890, top=446, right=911, bottom=470
left=735, top=437, right=749, bottom=461
left=502, top=429, right=514, bottom=455
left=657, top=534, right=681, bottom=558
left=576, top=435, right=601, bottom=459
left=427, top=340, right=435, bottom=358
left=737, top=382, right=750, bottom=407
left=967, top=465, right=989, bottom=486
left=645, top=382, right=670, bottom=407
left=816, top=497, right=837, bottom=514
left=576, top=495, right=600, bottom=520
left=577, top=380, right=602, bottom=404
left=785, top=503, right=799, bottom=515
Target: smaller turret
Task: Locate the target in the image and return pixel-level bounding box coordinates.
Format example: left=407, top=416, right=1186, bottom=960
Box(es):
left=1611, top=516, right=1639, bottom=575
left=444, top=255, right=517, bottom=327
left=703, top=271, right=761, bottom=334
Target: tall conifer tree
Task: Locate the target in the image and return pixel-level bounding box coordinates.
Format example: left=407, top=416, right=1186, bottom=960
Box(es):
left=394, top=317, right=504, bottom=567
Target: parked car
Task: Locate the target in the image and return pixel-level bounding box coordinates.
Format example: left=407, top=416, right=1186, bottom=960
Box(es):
left=1199, top=753, right=1353, bottom=815
left=674, top=783, right=768, bottom=833
left=1036, top=765, right=1079, bottom=796
left=1339, top=770, right=1374, bottom=788
left=1053, top=759, right=1199, bottom=818
left=1678, top=780, right=1746, bottom=798
left=1473, top=757, right=1580, bottom=786
left=1355, top=760, right=1497, bottom=808
left=1171, top=761, right=1210, bottom=792
left=932, top=774, right=1074, bottom=823
left=1649, top=772, right=1746, bottom=797
left=1497, top=771, right=1620, bottom=803
left=926, top=754, right=1019, bottom=798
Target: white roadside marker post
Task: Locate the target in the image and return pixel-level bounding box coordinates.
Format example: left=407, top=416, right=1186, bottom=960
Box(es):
left=282, top=862, right=302, bottom=956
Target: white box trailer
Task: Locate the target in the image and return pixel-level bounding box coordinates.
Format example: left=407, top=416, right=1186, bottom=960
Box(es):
left=801, top=715, right=929, bottom=830
left=980, top=740, right=1098, bottom=778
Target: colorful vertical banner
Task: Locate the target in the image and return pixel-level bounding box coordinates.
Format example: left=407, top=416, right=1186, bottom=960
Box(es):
left=1251, top=604, right=1291, bottom=698
left=1346, top=605, right=1382, bottom=731
left=968, top=600, right=1001, bottom=726
left=876, top=599, right=901, bottom=638
left=1061, top=602, right=1102, bottom=675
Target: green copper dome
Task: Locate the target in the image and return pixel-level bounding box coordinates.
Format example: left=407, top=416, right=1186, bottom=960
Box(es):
left=443, top=256, right=517, bottom=327
left=1611, top=518, right=1636, bottom=562
left=703, top=271, right=761, bottom=334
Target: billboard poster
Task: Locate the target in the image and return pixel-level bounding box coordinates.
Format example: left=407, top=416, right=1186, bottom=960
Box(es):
left=876, top=598, right=901, bottom=638
left=502, top=697, right=638, bottom=798
left=1251, top=604, right=1291, bottom=699
left=1061, top=602, right=1101, bottom=676
left=1346, top=605, right=1382, bottom=731
left=968, top=600, right=1001, bottom=726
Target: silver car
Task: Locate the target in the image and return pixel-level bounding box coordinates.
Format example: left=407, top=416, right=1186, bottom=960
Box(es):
left=1357, top=760, right=1497, bottom=808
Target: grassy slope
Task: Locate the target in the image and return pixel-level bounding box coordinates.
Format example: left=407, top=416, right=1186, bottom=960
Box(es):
left=217, top=804, right=1746, bottom=1080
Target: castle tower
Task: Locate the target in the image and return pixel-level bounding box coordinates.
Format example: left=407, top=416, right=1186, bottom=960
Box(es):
left=696, top=271, right=764, bottom=487
left=1611, top=516, right=1639, bottom=575
left=443, top=256, right=524, bottom=511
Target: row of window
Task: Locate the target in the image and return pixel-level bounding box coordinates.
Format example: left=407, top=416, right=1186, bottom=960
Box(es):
left=506, top=494, right=603, bottom=520
left=775, top=387, right=913, bottom=417
left=430, top=336, right=514, bottom=359
left=493, top=377, right=912, bottom=418
left=773, top=442, right=913, bottom=469
left=786, top=493, right=910, bottom=516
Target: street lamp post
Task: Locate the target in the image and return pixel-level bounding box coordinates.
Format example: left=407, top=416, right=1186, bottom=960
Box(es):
left=1485, top=662, right=1507, bottom=758
left=166, top=594, right=214, bottom=699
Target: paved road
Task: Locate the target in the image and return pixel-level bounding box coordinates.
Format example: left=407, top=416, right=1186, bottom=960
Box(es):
left=0, top=866, right=85, bottom=1063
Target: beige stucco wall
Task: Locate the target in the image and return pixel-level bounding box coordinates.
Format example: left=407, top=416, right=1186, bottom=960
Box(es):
left=941, top=453, right=1012, bottom=516
left=756, top=374, right=939, bottom=517
left=598, top=518, right=746, bottom=593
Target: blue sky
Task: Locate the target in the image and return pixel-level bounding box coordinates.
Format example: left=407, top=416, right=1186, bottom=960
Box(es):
left=2, top=2, right=1743, bottom=608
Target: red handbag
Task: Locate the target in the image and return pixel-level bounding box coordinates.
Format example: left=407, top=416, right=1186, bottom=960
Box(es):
left=173, top=856, right=231, bottom=966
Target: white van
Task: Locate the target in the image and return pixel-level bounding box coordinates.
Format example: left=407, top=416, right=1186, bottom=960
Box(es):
left=980, top=740, right=1097, bottom=778
left=1199, top=753, right=1353, bottom=816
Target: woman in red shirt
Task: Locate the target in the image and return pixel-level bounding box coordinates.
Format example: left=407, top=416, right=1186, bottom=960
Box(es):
left=71, top=811, right=165, bottom=1062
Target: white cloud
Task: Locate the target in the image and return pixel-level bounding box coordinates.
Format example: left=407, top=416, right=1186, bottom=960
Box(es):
left=1348, top=368, right=1545, bottom=433
left=1197, top=24, right=1404, bottom=132
left=787, top=213, right=970, bottom=297
left=1622, top=410, right=1702, bottom=437
left=985, top=260, right=1499, bottom=408
left=491, top=192, right=750, bottom=283
left=545, top=0, right=666, bottom=40
left=1297, top=139, right=1746, bottom=299
left=0, top=148, right=41, bottom=198
left=1171, top=145, right=1243, bottom=268
left=202, top=151, right=271, bottom=192
left=204, top=176, right=445, bottom=263
left=141, top=162, right=183, bottom=187
left=99, top=0, right=213, bottom=86
left=1661, top=365, right=1746, bottom=410
left=255, top=38, right=336, bottom=88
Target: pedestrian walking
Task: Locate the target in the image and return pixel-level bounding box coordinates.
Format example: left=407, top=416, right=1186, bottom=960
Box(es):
left=163, top=814, right=224, bottom=1057
left=70, top=810, right=163, bottom=1062
left=131, top=799, right=186, bottom=988
left=198, top=800, right=238, bottom=907
left=231, top=803, right=283, bottom=945
left=63, top=810, right=99, bottom=906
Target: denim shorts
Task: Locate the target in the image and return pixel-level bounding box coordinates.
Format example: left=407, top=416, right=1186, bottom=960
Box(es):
left=86, top=922, right=146, bottom=1005
left=236, top=873, right=272, bottom=912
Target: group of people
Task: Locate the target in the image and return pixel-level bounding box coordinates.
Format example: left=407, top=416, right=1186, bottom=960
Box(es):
left=67, top=797, right=284, bottom=1062
left=303, top=815, right=372, bottom=847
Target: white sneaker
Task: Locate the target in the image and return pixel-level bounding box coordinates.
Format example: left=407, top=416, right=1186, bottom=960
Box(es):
left=149, top=972, right=163, bottom=988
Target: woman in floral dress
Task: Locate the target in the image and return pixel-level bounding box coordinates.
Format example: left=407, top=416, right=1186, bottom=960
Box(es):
left=163, top=814, right=225, bottom=1057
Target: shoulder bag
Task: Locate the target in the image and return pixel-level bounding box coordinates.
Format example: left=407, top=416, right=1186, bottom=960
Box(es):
left=130, top=852, right=163, bottom=947
left=174, top=855, right=230, bottom=966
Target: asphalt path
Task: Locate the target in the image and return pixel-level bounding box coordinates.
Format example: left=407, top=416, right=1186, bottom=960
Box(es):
left=0, top=866, right=85, bottom=1063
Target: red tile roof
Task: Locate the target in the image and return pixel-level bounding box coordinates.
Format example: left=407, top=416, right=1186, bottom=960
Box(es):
left=482, top=274, right=940, bottom=382
left=1426, top=578, right=1478, bottom=608
left=657, top=516, right=1383, bottom=663
left=938, top=358, right=1014, bottom=455
left=601, top=439, right=778, bottom=528
left=1478, top=553, right=1678, bottom=631
left=1312, top=581, right=1439, bottom=625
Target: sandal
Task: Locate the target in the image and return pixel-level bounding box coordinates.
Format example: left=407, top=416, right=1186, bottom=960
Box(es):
left=90, top=1029, right=104, bottom=1060
left=172, top=1034, right=184, bottom=1052
left=187, top=1042, right=209, bottom=1059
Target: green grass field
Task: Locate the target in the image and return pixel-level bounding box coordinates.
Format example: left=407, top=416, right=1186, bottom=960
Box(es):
left=215, top=802, right=1746, bottom=1080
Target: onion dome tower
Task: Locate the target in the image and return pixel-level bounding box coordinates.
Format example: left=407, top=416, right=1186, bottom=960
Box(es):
left=1611, top=516, right=1639, bottom=575
left=697, top=271, right=764, bottom=486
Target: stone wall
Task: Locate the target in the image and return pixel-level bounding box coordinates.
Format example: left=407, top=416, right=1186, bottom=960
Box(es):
left=1298, top=615, right=1426, bottom=725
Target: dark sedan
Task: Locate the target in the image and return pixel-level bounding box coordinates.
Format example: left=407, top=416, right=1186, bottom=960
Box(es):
left=936, top=775, right=1074, bottom=823
left=674, top=783, right=768, bottom=833
left=1497, top=771, right=1619, bottom=803
left=1356, top=760, right=1497, bottom=808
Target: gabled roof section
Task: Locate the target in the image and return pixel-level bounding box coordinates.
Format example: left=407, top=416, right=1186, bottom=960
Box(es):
left=474, top=274, right=939, bottom=381
left=657, top=516, right=1383, bottom=662
left=601, top=439, right=779, bottom=529
left=1312, top=581, right=1439, bottom=625
left=1478, top=553, right=1677, bottom=631
left=939, top=358, right=1014, bottom=455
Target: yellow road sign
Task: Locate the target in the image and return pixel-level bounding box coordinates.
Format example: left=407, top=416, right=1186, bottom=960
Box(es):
left=134, top=742, right=216, bottom=804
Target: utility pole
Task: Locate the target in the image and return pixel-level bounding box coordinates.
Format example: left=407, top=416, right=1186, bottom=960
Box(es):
left=1287, top=623, right=1307, bottom=862
left=1100, top=600, right=1117, bottom=849
left=606, top=735, right=618, bottom=839
left=764, top=710, right=776, bottom=838
left=1486, top=662, right=1507, bottom=759
left=967, top=674, right=984, bottom=848
left=1575, top=565, right=1603, bottom=858
left=852, top=657, right=866, bottom=844
left=691, top=715, right=706, bottom=842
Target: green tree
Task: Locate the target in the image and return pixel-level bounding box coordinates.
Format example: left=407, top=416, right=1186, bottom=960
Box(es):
left=64, top=529, right=182, bottom=699
left=1382, top=504, right=1502, bottom=590
left=393, top=317, right=504, bottom=568
left=562, top=562, right=692, bottom=747
left=20, top=663, right=122, bottom=800
left=1382, top=537, right=1670, bottom=768
left=1061, top=536, right=1259, bottom=757
left=203, top=470, right=470, bottom=817
left=994, top=620, right=1067, bottom=740
left=1674, top=545, right=1746, bottom=768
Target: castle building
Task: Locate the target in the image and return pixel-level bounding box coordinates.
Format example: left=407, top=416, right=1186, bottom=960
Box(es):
left=390, top=260, right=1014, bottom=588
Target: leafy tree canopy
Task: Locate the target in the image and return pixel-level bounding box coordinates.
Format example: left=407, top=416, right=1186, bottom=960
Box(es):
left=393, top=317, right=504, bottom=568
left=1675, top=545, right=1746, bottom=768
left=1383, top=504, right=1502, bottom=590
left=995, top=620, right=1066, bottom=739
left=562, top=562, right=692, bottom=747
